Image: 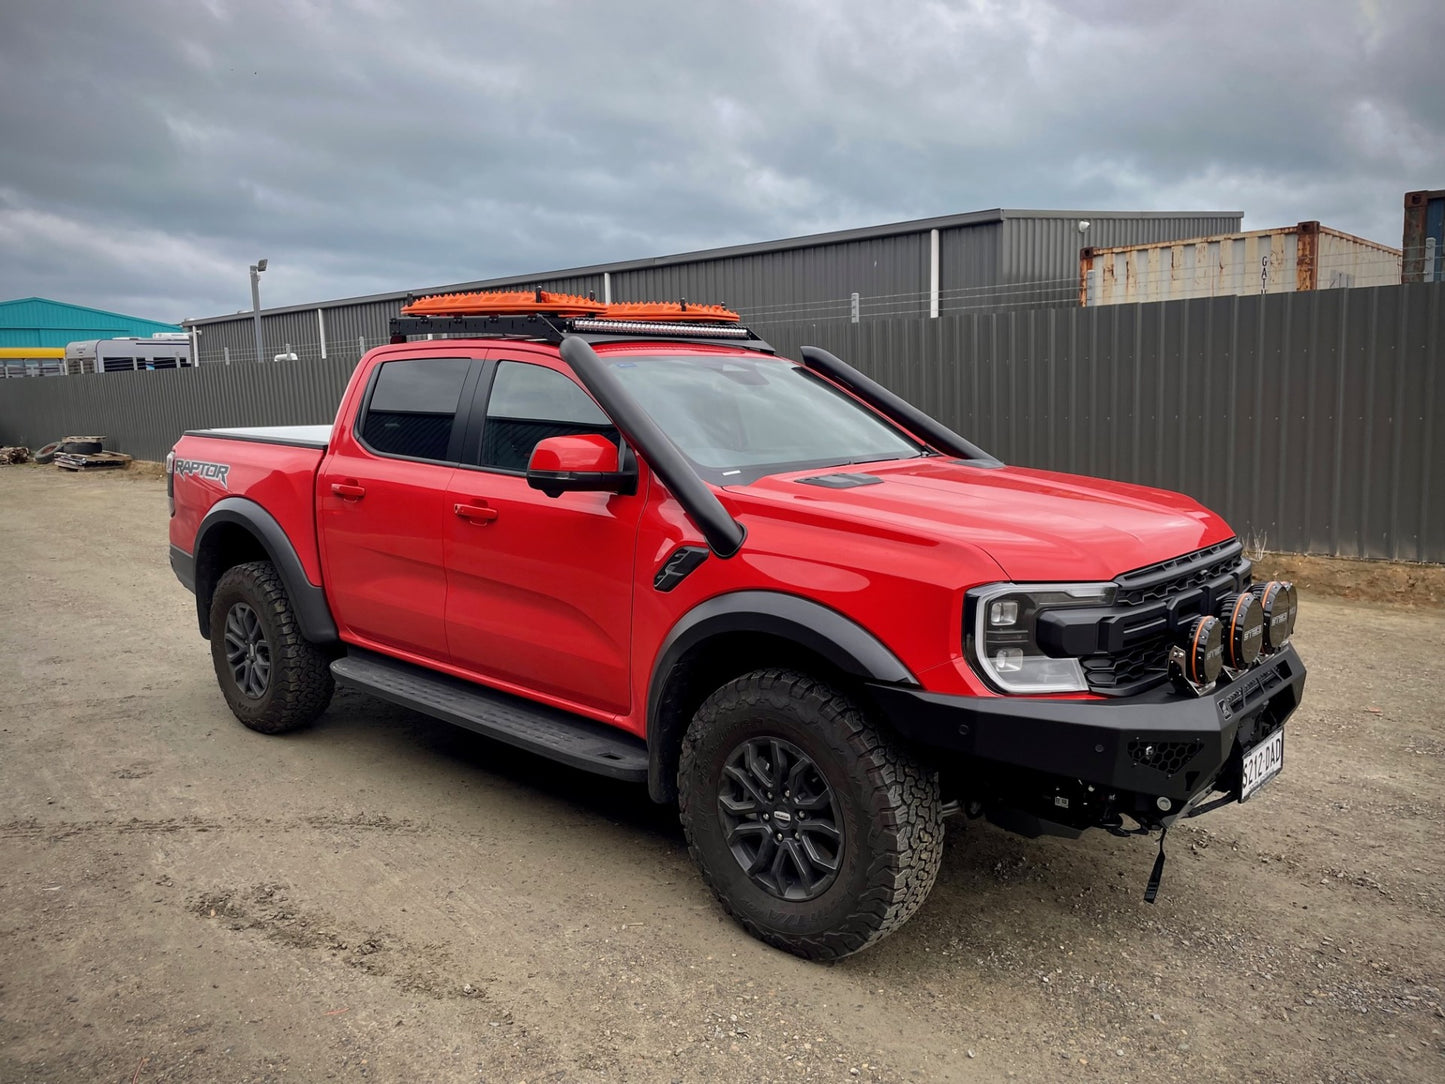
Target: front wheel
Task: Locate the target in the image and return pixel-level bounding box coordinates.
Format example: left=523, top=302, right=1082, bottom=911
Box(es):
left=208, top=561, right=334, bottom=734
left=677, top=669, right=943, bottom=961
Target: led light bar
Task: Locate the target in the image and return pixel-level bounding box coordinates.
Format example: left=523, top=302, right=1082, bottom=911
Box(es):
left=601, top=301, right=740, bottom=323
left=569, top=318, right=752, bottom=338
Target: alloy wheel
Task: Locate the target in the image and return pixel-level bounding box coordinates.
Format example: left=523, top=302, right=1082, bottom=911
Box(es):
left=223, top=602, right=271, bottom=699
left=717, top=736, right=844, bottom=901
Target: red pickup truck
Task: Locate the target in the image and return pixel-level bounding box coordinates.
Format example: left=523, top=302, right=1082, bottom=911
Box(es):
left=167, top=291, right=1304, bottom=960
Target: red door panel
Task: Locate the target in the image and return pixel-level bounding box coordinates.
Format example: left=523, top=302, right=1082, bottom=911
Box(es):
left=317, top=352, right=477, bottom=661
left=445, top=473, right=645, bottom=715
left=443, top=355, right=646, bottom=717
left=319, top=454, right=457, bottom=660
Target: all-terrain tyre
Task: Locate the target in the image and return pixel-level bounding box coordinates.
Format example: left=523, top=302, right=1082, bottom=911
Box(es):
left=677, top=668, right=944, bottom=961
left=209, top=560, right=333, bottom=734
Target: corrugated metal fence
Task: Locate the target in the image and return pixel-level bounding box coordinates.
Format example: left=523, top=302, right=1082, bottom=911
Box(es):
left=762, top=283, right=1444, bottom=563
left=0, top=354, right=360, bottom=465
left=2, top=282, right=1441, bottom=562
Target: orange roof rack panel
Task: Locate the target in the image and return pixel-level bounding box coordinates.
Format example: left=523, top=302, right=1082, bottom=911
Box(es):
left=402, top=289, right=608, bottom=317
left=600, top=301, right=740, bottom=323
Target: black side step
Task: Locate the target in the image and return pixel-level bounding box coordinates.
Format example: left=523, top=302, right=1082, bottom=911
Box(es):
left=330, top=650, right=647, bottom=782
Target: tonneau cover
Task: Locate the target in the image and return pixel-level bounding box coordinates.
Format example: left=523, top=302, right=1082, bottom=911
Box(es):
left=184, top=425, right=332, bottom=450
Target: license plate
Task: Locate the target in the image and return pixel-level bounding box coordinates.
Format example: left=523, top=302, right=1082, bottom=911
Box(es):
left=1239, top=727, right=1284, bottom=801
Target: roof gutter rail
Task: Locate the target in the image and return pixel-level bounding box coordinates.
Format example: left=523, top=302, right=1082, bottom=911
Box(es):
left=799, top=346, right=1003, bottom=467
left=559, top=336, right=746, bottom=558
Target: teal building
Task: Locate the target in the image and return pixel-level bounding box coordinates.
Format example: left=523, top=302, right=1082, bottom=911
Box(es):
left=0, top=297, right=182, bottom=348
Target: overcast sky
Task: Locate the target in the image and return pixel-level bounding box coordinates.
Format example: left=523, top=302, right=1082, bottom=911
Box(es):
left=1, top=0, right=1440, bottom=324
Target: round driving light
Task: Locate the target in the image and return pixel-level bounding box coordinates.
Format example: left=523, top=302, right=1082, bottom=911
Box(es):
left=1251, top=581, right=1295, bottom=651
left=1181, top=615, right=1224, bottom=686
left=1219, top=592, right=1265, bottom=668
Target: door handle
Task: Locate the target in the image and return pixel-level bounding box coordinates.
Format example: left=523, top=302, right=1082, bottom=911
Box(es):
left=454, top=502, right=499, bottom=524
left=331, top=482, right=366, bottom=499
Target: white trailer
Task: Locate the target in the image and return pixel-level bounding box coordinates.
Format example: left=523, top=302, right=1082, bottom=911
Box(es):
left=64, top=337, right=194, bottom=375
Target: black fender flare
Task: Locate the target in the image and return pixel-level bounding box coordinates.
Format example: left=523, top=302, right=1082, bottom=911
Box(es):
left=191, top=497, right=338, bottom=645
left=645, top=591, right=917, bottom=802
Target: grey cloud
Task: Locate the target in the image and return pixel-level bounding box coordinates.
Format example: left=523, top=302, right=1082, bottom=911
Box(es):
left=1, top=0, right=1440, bottom=322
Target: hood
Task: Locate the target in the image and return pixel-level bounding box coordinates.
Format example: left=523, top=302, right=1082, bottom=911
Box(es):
left=724, top=457, right=1234, bottom=582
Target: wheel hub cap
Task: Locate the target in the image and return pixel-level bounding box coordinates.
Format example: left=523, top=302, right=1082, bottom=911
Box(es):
left=223, top=602, right=271, bottom=700
left=717, top=737, right=843, bottom=901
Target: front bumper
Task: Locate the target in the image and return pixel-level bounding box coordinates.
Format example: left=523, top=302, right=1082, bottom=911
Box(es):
left=869, top=645, right=1306, bottom=806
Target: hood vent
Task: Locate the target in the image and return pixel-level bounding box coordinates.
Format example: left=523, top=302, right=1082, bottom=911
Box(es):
left=797, top=473, right=884, bottom=489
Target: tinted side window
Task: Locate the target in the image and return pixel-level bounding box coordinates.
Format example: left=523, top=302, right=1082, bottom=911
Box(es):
left=360, top=357, right=471, bottom=462
left=478, top=361, right=616, bottom=471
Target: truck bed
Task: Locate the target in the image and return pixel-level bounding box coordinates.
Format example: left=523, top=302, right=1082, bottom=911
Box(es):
left=170, top=428, right=331, bottom=592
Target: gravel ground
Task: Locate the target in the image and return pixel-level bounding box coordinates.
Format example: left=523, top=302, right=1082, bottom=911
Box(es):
left=1, top=465, right=1442, bottom=1083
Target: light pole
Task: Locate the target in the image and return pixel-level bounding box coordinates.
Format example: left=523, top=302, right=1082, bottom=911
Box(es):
left=249, top=258, right=268, bottom=363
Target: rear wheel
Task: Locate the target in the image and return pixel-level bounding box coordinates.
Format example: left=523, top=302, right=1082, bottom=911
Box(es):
left=209, top=561, right=333, bottom=734
left=678, top=669, right=943, bottom=960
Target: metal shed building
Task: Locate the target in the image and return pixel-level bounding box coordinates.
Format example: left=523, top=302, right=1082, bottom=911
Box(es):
left=183, top=208, right=1240, bottom=365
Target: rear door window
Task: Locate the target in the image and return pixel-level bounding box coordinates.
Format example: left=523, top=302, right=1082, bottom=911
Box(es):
left=359, top=356, right=473, bottom=462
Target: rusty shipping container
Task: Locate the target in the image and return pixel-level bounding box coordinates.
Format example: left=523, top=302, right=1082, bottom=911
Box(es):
left=1079, top=221, right=1401, bottom=307
left=1401, top=189, right=1445, bottom=283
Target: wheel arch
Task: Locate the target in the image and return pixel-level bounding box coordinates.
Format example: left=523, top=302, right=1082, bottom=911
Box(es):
left=192, top=498, right=338, bottom=645
left=645, top=591, right=916, bottom=803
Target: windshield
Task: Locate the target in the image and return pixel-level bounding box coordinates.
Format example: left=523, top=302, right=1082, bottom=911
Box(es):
left=604, top=353, right=925, bottom=481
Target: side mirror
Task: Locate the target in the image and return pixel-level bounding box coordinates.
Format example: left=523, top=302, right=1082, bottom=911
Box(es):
left=526, top=434, right=637, bottom=499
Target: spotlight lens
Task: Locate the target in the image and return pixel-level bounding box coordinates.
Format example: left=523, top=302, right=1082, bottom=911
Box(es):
left=1183, top=615, right=1224, bottom=686
left=1221, top=592, right=1265, bottom=668
left=1252, top=581, right=1295, bottom=651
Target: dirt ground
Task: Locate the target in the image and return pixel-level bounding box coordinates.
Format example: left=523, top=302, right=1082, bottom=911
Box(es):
left=1, top=467, right=1442, bottom=1084
left=1253, top=554, right=1445, bottom=611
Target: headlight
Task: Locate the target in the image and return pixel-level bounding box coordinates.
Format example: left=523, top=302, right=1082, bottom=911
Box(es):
left=968, top=582, right=1115, bottom=694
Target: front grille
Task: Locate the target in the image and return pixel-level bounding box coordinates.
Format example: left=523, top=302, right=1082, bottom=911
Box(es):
left=1114, top=538, right=1246, bottom=605
left=1081, top=539, right=1250, bottom=696
left=1081, top=635, right=1172, bottom=691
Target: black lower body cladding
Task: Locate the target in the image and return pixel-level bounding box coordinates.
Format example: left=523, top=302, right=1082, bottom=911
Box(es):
left=868, top=645, right=1305, bottom=809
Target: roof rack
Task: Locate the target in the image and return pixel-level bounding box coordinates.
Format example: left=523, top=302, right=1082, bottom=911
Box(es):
left=388, top=313, right=774, bottom=352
